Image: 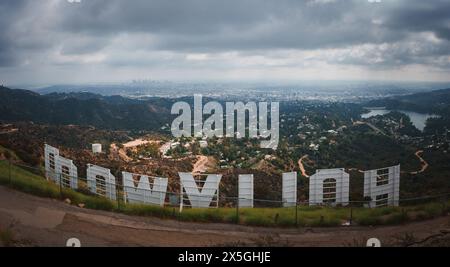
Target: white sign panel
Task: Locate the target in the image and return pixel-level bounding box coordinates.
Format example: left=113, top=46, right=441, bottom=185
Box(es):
left=309, top=168, right=349, bottom=206
left=364, top=165, right=400, bottom=208
left=179, top=173, right=221, bottom=208
left=56, top=155, right=78, bottom=189
left=87, top=164, right=117, bottom=200
left=122, top=171, right=168, bottom=206
left=44, top=144, right=60, bottom=183
left=239, top=174, right=254, bottom=208
left=282, top=172, right=297, bottom=207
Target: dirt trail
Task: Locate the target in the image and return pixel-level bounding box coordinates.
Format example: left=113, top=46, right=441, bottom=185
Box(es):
left=409, top=150, right=429, bottom=175
left=192, top=155, right=214, bottom=174
left=298, top=155, right=310, bottom=178
left=0, top=186, right=449, bottom=247
left=0, top=129, right=18, bottom=135
left=109, top=143, right=132, bottom=162
left=354, top=121, right=387, bottom=136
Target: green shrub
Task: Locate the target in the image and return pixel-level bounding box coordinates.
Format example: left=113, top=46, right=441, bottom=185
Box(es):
left=355, top=215, right=382, bottom=226
left=0, top=228, right=15, bottom=247
left=243, top=215, right=274, bottom=227
left=384, top=211, right=409, bottom=225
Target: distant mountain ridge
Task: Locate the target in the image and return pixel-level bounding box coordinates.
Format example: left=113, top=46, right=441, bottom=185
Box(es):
left=1, top=86, right=450, bottom=133
left=44, top=92, right=140, bottom=105
left=366, top=88, right=450, bottom=115
left=0, top=86, right=173, bottom=131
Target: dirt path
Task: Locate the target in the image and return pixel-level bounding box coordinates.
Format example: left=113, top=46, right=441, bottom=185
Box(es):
left=298, top=155, right=310, bottom=178
left=0, top=129, right=18, bottom=135
left=109, top=143, right=132, bottom=162
left=409, top=150, right=429, bottom=175
left=354, top=121, right=387, bottom=136
left=0, top=186, right=449, bottom=247
left=192, top=155, right=214, bottom=174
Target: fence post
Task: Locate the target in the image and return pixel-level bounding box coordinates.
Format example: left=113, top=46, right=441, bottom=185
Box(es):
left=295, top=200, right=299, bottom=227
left=236, top=197, right=239, bottom=224
left=116, top=184, right=121, bottom=211
left=217, top=183, right=220, bottom=208
left=179, top=191, right=184, bottom=213
left=59, top=173, right=63, bottom=199
left=8, top=158, right=12, bottom=185
left=441, top=196, right=447, bottom=215
left=349, top=205, right=353, bottom=226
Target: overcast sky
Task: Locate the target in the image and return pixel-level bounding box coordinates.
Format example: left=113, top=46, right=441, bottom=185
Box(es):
left=1, top=0, right=450, bottom=85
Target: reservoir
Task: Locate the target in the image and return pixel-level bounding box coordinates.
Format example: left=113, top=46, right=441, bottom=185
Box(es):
left=361, top=108, right=439, bottom=131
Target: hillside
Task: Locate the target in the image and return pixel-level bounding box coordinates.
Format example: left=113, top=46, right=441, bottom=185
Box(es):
left=366, top=88, right=450, bottom=114
left=0, top=86, right=173, bottom=131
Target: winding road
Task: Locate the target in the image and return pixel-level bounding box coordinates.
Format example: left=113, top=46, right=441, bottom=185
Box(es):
left=410, top=150, right=429, bottom=174
left=298, top=155, right=310, bottom=178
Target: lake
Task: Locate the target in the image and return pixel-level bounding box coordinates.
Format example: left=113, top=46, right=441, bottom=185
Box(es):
left=361, top=108, right=439, bottom=131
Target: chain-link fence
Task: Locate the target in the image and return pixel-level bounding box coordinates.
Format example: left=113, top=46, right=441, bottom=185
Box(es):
left=0, top=159, right=449, bottom=227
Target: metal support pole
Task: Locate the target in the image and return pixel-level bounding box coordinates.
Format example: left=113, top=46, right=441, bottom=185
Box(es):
left=116, top=184, right=121, bottom=211
left=440, top=196, right=447, bottom=215
left=8, top=159, right=12, bottom=185
left=236, top=197, right=239, bottom=224
left=59, top=173, right=63, bottom=199
left=114, top=169, right=121, bottom=210
left=216, top=181, right=220, bottom=208
left=179, top=186, right=184, bottom=213
left=350, top=206, right=353, bottom=225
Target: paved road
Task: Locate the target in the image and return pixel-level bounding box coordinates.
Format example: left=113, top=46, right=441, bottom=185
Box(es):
left=0, top=186, right=449, bottom=247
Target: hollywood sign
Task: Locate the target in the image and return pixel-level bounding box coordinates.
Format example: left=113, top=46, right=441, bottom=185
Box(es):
left=44, top=144, right=400, bottom=209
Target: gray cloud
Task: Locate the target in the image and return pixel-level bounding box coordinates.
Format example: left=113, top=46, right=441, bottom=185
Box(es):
left=381, top=0, right=450, bottom=40
left=0, top=0, right=449, bottom=83
left=52, top=0, right=399, bottom=51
